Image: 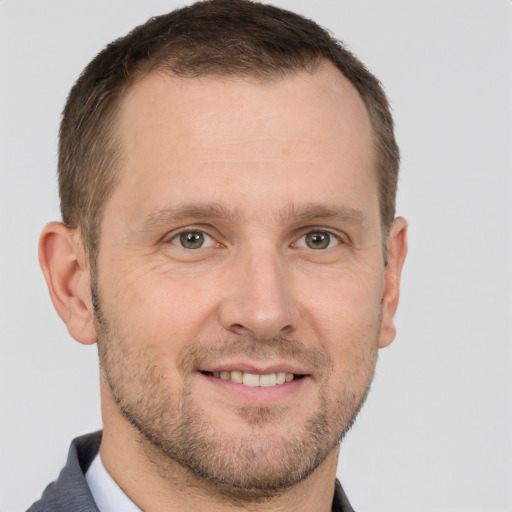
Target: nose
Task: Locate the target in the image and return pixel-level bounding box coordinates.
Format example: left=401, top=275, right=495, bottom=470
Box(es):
left=218, top=246, right=300, bottom=340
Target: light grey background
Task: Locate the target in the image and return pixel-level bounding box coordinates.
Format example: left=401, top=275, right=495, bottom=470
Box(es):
left=1, top=1, right=511, bottom=511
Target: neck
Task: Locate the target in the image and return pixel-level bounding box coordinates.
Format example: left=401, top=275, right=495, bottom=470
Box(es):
left=99, top=381, right=339, bottom=512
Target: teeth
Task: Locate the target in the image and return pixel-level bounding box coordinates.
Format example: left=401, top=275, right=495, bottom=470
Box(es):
left=209, top=371, right=295, bottom=387
left=231, top=370, right=243, bottom=383
left=260, top=373, right=277, bottom=387
left=243, top=372, right=260, bottom=387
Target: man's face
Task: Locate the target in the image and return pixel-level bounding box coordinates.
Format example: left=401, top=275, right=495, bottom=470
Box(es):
left=94, top=64, right=393, bottom=494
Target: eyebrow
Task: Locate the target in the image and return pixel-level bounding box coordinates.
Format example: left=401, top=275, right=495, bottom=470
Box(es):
left=141, top=202, right=240, bottom=232
left=139, top=201, right=367, bottom=232
left=275, top=203, right=366, bottom=227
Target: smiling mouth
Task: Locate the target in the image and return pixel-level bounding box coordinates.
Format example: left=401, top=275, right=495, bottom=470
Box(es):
left=200, top=370, right=305, bottom=387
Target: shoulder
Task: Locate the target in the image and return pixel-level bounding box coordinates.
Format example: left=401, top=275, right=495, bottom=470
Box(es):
left=333, top=478, right=356, bottom=512
left=26, top=431, right=102, bottom=512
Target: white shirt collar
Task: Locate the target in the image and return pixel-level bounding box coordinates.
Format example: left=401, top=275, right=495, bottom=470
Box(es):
left=85, top=453, right=142, bottom=512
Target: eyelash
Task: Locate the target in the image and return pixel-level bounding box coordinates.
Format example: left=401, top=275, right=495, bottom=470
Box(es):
left=169, top=230, right=219, bottom=249
left=167, top=228, right=344, bottom=251
left=293, top=230, right=343, bottom=250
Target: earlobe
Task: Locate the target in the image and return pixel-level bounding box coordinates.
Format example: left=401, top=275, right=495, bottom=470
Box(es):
left=378, top=217, right=408, bottom=348
left=38, top=222, right=97, bottom=345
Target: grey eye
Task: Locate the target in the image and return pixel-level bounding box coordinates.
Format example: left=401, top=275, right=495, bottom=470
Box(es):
left=176, top=231, right=209, bottom=249
left=295, top=231, right=340, bottom=250
left=305, top=232, right=331, bottom=249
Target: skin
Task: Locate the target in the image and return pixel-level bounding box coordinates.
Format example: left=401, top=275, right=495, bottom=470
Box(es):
left=39, top=62, right=407, bottom=512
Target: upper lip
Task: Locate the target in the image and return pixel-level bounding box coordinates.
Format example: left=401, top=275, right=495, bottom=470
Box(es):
left=199, top=361, right=310, bottom=376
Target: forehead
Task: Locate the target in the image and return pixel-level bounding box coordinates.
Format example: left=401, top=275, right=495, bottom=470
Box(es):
left=119, top=63, right=372, bottom=155
left=108, top=64, right=377, bottom=226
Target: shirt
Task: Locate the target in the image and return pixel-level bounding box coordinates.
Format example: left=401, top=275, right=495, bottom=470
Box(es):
left=85, top=454, right=142, bottom=512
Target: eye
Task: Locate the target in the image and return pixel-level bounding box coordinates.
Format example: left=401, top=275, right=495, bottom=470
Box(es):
left=171, top=230, right=216, bottom=249
left=295, top=231, right=340, bottom=250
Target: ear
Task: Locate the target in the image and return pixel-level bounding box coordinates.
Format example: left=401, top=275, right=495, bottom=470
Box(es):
left=378, top=217, right=408, bottom=348
left=38, top=222, right=97, bottom=345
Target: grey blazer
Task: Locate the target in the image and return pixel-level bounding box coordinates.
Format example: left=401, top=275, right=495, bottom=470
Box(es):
left=27, top=431, right=355, bottom=512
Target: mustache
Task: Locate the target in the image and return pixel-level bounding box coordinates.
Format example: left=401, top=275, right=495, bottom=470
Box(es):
left=177, top=334, right=333, bottom=374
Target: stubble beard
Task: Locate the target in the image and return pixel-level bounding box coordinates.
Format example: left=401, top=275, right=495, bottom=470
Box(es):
left=93, top=285, right=378, bottom=501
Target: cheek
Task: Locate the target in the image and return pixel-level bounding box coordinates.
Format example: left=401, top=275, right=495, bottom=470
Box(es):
left=106, top=268, right=221, bottom=354
left=303, top=266, right=384, bottom=335
left=300, top=266, right=383, bottom=379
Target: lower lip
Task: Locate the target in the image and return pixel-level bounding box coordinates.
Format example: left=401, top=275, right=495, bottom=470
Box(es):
left=198, top=373, right=310, bottom=405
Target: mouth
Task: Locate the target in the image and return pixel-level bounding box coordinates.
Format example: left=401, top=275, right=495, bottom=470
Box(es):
left=200, top=370, right=306, bottom=387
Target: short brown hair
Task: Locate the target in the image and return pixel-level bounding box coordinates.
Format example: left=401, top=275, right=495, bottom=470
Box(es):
left=59, top=0, right=399, bottom=265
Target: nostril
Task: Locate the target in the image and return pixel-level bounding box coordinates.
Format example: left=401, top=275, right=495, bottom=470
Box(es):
left=228, top=323, right=252, bottom=336
left=220, top=294, right=299, bottom=339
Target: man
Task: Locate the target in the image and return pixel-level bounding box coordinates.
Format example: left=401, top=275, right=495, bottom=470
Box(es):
left=31, top=0, right=407, bottom=510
